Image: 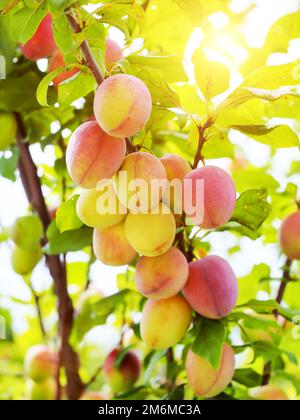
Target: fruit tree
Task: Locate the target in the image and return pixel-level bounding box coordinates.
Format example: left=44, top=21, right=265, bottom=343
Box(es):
left=0, top=0, right=300, bottom=401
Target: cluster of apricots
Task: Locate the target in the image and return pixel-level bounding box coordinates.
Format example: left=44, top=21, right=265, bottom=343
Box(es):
left=19, top=14, right=296, bottom=401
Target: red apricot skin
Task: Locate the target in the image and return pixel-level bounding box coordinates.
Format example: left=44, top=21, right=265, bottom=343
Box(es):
left=279, top=210, right=300, bottom=260
left=183, top=256, right=238, bottom=319
left=183, top=166, right=236, bottom=229
left=93, top=222, right=137, bottom=266
left=48, top=50, right=80, bottom=86
left=20, top=14, right=56, bottom=60
left=135, top=247, right=189, bottom=299
left=66, top=121, right=126, bottom=188
left=94, top=74, right=152, bottom=138
left=251, top=385, right=288, bottom=400
left=105, top=38, right=123, bottom=67
left=186, top=343, right=235, bottom=398
left=103, top=349, right=141, bottom=393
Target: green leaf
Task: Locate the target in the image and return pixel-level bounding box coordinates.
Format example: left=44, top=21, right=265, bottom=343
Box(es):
left=193, top=49, right=230, bottom=100
left=216, top=59, right=300, bottom=116
left=128, top=55, right=187, bottom=84
left=134, top=67, right=180, bottom=108
left=56, top=195, right=82, bottom=233
left=236, top=265, right=271, bottom=306
left=233, top=369, right=262, bottom=388
left=58, top=71, right=96, bottom=108
left=52, top=14, right=78, bottom=54
left=0, top=71, right=41, bottom=111
left=231, top=124, right=299, bottom=148
left=0, top=145, right=19, bottom=181
left=192, top=318, right=226, bottom=369
left=164, top=384, right=185, bottom=400
left=44, top=221, right=93, bottom=255
left=93, top=290, right=134, bottom=319
left=233, top=167, right=279, bottom=193
left=231, top=188, right=272, bottom=231
left=10, top=5, right=47, bottom=44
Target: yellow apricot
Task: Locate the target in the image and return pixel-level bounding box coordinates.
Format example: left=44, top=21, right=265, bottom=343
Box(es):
left=140, top=295, right=192, bottom=349
left=76, top=184, right=127, bottom=231
left=124, top=203, right=176, bottom=257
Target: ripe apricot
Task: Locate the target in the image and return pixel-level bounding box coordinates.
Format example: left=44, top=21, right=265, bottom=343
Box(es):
left=76, top=184, right=127, bottom=230
left=183, top=166, right=236, bottom=228
left=186, top=343, right=235, bottom=398
left=93, top=222, right=137, bottom=266
left=135, top=247, right=189, bottom=299
left=279, top=210, right=300, bottom=260
left=140, top=295, right=192, bottom=349
left=66, top=121, right=126, bottom=188
left=94, top=74, right=152, bottom=138
left=183, top=256, right=238, bottom=319
left=124, top=203, right=176, bottom=257
left=160, top=153, right=191, bottom=212
left=115, top=152, right=167, bottom=211
left=103, top=349, right=140, bottom=393
left=105, top=38, right=123, bottom=68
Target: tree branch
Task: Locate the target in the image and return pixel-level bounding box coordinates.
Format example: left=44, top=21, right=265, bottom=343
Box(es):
left=66, top=13, right=104, bottom=85
left=262, top=257, right=292, bottom=386
left=15, top=114, right=84, bottom=400
left=192, top=120, right=212, bottom=170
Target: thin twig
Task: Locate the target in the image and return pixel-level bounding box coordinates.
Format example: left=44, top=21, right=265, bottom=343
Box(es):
left=262, top=257, right=292, bottom=385
left=27, top=279, right=46, bottom=339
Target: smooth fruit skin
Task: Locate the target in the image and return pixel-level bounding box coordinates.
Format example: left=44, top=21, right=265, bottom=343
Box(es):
left=48, top=49, right=79, bottom=86
left=135, top=247, right=189, bottom=299
left=161, top=153, right=191, bottom=213
left=76, top=186, right=127, bottom=230
left=25, top=345, right=57, bottom=383
left=94, top=74, right=152, bottom=138
left=0, top=112, right=17, bottom=151
left=11, top=215, right=43, bottom=250
left=11, top=244, right=42, bottom=275
left=66, top=121, right=126, bottom=188
left=115, top=152, right=167, bottom=211
left=251, top=385, right=288, bottom=400
left=186, top=343, right=235, bottom=398
left=279, top=211, right=300, bottom=260
left=93, top=222, right=137, bottom=266
left=183, top=256, right=238, bottom=319
left=26, top=378, right=56, bottom=400
left=183, top=166, right=236, bottom=229
left=124, top=203, right=176, bottom=257
left=105, top=38, right=123, bottom=68
left=20, top=14, right=56, bottom=60
left=103, top=349, right=140, bottom=393
left=140, top=295, right=192, bottom=349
